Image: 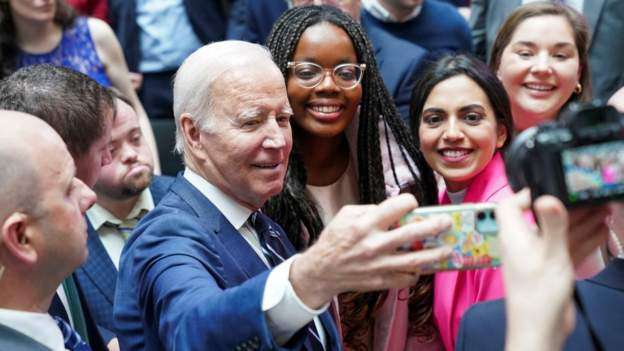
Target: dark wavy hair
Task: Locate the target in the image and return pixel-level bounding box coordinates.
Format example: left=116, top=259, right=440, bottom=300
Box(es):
left=411, top=53, right=514, bottom=150
left=0, top=0, right=77, bottom=78
left=264, top=5, right=438, bottom=346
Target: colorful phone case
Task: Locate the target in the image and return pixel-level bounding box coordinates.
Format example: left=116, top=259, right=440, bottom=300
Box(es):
left=400, top=203, right=500, bottom=270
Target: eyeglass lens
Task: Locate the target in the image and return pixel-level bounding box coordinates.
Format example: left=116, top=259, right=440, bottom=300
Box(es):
left=293, top=63, right=362, bottom=88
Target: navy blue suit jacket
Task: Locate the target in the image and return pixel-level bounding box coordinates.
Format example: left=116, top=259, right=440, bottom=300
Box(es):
left=109, top=0, right=227, bottom=72
left=113, top=175, right=341, bottom=351
left=74, top=175, right=174, bottom=341
left=227, top=1, right=427, bottom=121
left=226, top=0, right=287, bottom=45
left=456, top=259, right=624, bottom=351
left=361, top=9, right=429, bottom=121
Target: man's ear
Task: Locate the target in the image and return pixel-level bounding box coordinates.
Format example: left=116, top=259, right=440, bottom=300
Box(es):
left=180, top=114, right=205, bottom=156
left=1, top=213, right=38, bottom=266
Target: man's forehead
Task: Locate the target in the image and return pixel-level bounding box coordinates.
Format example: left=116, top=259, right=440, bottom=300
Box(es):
left=217, top=69, right=287, bottom=105
left=113, top=101, right=139, bottom=133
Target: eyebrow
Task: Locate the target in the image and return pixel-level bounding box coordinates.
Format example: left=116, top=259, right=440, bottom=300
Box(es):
left=236, top=105, right=293, bottom=122
left=423, top=104, right=485, bottom=115
left=423, top=107, right=446, bottom=114
left=458, top=104, right=486, bottom=113
left=512, top=41, right=576, bottom=49
left=294, top=57, right=357, bottom=65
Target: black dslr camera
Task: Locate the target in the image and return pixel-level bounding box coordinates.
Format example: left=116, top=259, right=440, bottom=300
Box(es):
left=506, top=102, right=624, bottom=207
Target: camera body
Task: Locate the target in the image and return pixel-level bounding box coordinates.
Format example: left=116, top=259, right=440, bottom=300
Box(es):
left=506, top=102, right=624, bottom=207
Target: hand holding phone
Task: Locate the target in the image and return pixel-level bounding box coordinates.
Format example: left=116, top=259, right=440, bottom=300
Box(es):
left=400, top=203, right=500, bottom=270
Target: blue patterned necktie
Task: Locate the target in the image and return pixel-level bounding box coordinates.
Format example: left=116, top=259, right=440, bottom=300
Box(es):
left=250, top=211, right=325, bottom=351
left=53, top=316, right=92, bottom=351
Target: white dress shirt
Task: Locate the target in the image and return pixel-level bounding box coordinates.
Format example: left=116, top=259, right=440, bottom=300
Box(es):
left=362, top=0, right=422, bottom=23
left=183, top=169, right=329, bottom=347
left=87, top=189, right=155, bottom=269
left=0, top=308, right=66, bottom=351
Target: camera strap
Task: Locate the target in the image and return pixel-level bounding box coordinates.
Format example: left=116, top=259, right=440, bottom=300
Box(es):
left=572, top=287, right=605, bottom=350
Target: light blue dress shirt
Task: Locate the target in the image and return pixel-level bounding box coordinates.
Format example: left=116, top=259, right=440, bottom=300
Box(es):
left=136, top=0, right=203, bottom=72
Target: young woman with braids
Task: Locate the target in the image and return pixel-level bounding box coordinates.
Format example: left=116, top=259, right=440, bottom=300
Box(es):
left=0, top=0, right=160, bottom=172
left=264, top=5, right=440, bottom=351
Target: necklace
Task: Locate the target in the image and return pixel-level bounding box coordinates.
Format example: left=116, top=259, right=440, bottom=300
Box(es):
left=609, top=227, right=624, bottom=259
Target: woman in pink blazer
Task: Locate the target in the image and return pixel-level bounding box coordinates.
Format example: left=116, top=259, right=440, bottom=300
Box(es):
left=410, top=54, right=515, bottom=351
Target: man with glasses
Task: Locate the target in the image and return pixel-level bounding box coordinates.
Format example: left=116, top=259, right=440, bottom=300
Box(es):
left=113, top=40, right=452, bottom=350
left=227, top=0, right=429, bottom=121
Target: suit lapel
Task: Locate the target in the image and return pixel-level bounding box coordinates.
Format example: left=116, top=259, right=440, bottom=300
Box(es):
left=583, top=0, right=605, bottom=44
left=215, top=216, right=270, bottom=279
left=149, top=175, right=174, bottom=204
left=82, top=221, right=117, bottom=304
left=169, top=176, right=269, bottom=281
left=587, top=258, right=624, bottom=291
left=319, top=310, right=342, bottom=350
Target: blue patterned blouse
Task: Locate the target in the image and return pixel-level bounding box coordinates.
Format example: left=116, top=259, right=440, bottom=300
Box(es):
left=18, top=17, right=112, bottom=87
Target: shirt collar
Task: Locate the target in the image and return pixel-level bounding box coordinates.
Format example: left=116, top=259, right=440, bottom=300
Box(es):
left=362, top=0, right=422, bottom=23
left=87, top=188, right=155, bottom=231
left=183, top=168, right=253, bottom=230
left=0, top=309, right=65, bottom=351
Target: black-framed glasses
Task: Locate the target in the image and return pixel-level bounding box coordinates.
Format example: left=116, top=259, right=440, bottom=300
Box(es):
left=287, top=61, right=366, bottom=89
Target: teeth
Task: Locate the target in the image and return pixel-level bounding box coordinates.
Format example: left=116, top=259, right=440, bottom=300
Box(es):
left=311, top=105, right=341, bottom=113
left=257, top=164, right=278, bottom=169
left=441, top=150, right=469, bottom=157
left=525, top=83, right=554, bottom=91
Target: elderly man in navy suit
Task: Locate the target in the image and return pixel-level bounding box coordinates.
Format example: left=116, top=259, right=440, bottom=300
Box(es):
left=113, top=40, right=453, bottom=351
left=75, top=93, right=173, bottom=344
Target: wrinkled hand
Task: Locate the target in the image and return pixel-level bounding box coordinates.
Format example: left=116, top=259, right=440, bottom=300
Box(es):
left=289, top=193, right=452, bottom=309
left=497, top=189, right=575, bottom=351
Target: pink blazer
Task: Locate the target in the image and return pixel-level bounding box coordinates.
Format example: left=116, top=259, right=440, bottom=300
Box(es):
left=433, top=152, right=513, bottom=351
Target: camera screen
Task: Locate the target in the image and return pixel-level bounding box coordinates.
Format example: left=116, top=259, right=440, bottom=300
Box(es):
left=561, top=140, right=624, bottom=203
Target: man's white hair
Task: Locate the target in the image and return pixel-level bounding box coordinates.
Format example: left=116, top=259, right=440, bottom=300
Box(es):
left=173, top=41, right=274, bottom=155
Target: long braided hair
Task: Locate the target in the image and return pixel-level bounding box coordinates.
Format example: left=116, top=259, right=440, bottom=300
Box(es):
left=0, top=0, right=76, bottom=78
left=264, top=5, right=438, bottom=346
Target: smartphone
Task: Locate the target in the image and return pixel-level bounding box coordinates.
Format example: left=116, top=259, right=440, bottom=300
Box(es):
left=400, top=203, right=500, bottom=270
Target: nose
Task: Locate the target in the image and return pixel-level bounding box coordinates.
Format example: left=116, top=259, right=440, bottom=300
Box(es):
left=120, top=143, right=139, bottom=164
left=77, top=179, right=97, bottom=213
left=262, top=119, right=287, bottom=149
left=442, top=118, right=464, bottom=142
left=316, top=69, right=341, bottom=93
left=530, top=52, right=553, bottom=76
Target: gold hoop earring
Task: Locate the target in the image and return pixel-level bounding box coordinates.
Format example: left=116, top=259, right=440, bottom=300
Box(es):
left=574, top=83, right=582, bottom=94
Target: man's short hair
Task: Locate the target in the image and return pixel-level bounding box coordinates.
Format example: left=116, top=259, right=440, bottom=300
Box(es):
left=172, top=41, right=274, bottom=156
left=0, top=64, right=114, bottom=157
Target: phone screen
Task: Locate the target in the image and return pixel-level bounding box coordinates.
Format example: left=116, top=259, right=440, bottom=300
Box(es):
left=401, top=205, right=500, bottom=270
left=561, top=140, right=624, bottom=204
